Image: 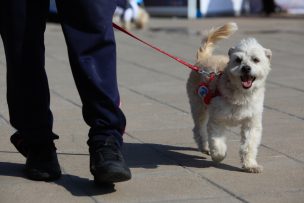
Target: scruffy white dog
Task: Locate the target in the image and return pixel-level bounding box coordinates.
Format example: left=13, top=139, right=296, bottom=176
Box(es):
left=187, top=22, right=272, bottom=173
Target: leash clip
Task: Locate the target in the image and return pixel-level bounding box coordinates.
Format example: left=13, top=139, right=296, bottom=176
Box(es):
left=198, top=69, right=222, bottom=78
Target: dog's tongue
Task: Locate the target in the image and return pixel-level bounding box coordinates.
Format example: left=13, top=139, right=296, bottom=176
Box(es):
left=242, top=80, right=253, bottom=89
left=241, top=76, right=253, bottom=89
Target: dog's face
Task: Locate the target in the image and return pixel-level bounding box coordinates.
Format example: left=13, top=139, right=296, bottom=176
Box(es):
left=227, top=38, right=272, bottom=91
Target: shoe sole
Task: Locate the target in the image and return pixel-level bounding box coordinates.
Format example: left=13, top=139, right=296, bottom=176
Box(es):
left=25, top=168, right=61, bottom=181
left=94, top=170, right=131, bottom=183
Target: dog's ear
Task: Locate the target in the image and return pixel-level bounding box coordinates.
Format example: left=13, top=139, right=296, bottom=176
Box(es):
left=228, top=47, right=235, bottom=57
left=265, top=48, right=272, bottom=61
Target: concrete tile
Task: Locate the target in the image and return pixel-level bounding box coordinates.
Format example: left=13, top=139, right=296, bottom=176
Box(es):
left=0, top=154, right=93, bottom=203
left=58, top=136, right=233, bottom=203
left=0, top=122, right=16, bottom=152
left=262, top=109, right=304, bottom=163
left=143, top=196, right=243, bottom=203
left=94, top=170, right=231, bottom=203
left=195, top=157, right=304, bottom=197
left=126, top=127, right=239, bottom=146
left=264, top=86, right=304, bottom=119
left=243, top=190, right=304, bottom=203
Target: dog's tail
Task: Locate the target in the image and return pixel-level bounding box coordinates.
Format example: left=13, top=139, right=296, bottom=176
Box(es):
left=197, top=22, right=238, bottom=62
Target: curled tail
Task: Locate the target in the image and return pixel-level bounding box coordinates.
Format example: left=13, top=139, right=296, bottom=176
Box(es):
left=197, top=22, right=238, bottom=62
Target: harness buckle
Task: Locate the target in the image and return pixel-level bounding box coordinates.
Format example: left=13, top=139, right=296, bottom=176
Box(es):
left=198, top=84, right=209, bottom=98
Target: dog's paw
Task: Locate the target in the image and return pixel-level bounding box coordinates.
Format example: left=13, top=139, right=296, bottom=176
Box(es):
left=211, top=153, right=226, bottom=163
left=243, top=165, right=263, bottom=173
left=211, top=151, right=227, bottom=163
left=210, top=141, right=227, bottom=162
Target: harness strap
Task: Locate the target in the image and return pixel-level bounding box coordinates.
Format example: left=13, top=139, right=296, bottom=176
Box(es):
left=197, top=72, right=222, bottom=105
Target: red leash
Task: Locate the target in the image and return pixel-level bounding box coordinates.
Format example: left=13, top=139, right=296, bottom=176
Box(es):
left=112, top=23, right=200, bottom=72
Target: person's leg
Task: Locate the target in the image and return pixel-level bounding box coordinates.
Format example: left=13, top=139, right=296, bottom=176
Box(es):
left=0, top=0, right=61, bottom=181
left=56, top=0, right=130, bottom=183
left=0, top=0, right=56, bottom=147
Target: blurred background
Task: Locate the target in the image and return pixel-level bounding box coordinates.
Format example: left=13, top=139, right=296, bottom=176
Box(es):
left=142, top=0, right=304, bottom=17
left=49, top=0, right=304, bottom=19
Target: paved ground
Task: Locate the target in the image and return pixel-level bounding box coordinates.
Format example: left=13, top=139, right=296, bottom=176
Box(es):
left=0, top=17, right=304, bottom=203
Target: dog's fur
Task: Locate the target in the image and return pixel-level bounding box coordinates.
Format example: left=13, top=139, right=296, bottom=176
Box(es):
left=187, top=22, right=272, bottom=173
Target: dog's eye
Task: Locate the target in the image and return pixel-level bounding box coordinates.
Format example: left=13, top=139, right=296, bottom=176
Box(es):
left=252, top=57, right=260, bottom=63
left=235, top=57, right=242, bottom=63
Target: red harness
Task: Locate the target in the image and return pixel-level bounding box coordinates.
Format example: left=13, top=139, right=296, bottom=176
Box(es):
left=197, top=72, right=222, bottom=105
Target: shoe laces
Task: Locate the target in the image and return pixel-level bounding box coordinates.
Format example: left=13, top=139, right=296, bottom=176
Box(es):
left=95, top=145, right=121, bottom=161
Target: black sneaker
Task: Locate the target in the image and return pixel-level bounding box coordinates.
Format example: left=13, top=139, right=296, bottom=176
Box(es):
left=25, top=145, right=61, bottom=181
left=90, top=137, right=131, bottom=184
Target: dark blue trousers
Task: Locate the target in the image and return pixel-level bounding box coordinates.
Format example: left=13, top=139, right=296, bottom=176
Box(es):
left=0, top=0, right=126, bottom=148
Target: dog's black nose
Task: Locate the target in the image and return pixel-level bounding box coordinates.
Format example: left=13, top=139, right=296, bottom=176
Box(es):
left=241, top=65, right=251, bottom=73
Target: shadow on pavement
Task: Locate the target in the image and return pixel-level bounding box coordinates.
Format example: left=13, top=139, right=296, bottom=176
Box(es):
left=0, top=142, right=242, bottom=196
left=0, top=161, right=24, bottom=178
left=55, top=174, right=116, bottom=196
left=0, top=161, right=116, bottom=196
left=123, top=143, right=243, bottom=172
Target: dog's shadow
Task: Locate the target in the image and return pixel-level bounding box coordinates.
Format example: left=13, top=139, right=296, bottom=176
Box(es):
left=122, top=142, right=242, bottom=172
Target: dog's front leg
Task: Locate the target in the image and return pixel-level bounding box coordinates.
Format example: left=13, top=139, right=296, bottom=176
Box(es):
left=207, top=120, right=228, bottom=163
left=240, top=117, right=263, bottom=173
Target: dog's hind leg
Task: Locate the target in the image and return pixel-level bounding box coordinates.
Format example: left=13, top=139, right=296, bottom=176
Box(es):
left=187, top=71, right=210, bottom=155
left=193, top=110, right=210, bottom=155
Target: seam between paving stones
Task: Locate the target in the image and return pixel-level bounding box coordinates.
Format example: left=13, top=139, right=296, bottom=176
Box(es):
left=228, top=130, right=304, bottom=166
left=32, top=77, right=301, bottom=203
left=260, top=144, right=304, bottom=165
left=118, top=58, right=304, bottom=121
left=50, top=89, right=82, bottom=108
left=237, top=188, right=304, bottom=200
left=267, top=81, right=304, bottom=94
left=120, top=56, right=304, bottom=98
left=0, top=114, right=9, bottom=125
left=118, top=83, right=188, bottom=114
left=59, top=168, right=100, bottom=203
left=50, top=85, right=304, bottom=167
left=139, top=195, right=241, bottom=203
left=118, top=57, right=185, bottom=81
left=48, top=89, right=249, bottom=202
left=119, top=81, right=304, bottom=122
left=125, top=131, right=250, bottom=203
left=263, top=105, right=304, bottom=121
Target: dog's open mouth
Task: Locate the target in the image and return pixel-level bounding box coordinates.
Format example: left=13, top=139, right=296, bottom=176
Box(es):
left=241, top=75, right=256, bottom=89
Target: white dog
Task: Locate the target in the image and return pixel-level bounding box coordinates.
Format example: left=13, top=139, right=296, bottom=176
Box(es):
left=187, top=22, right=272, bottom=173
left=114, top=0, right=149, bottom=30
